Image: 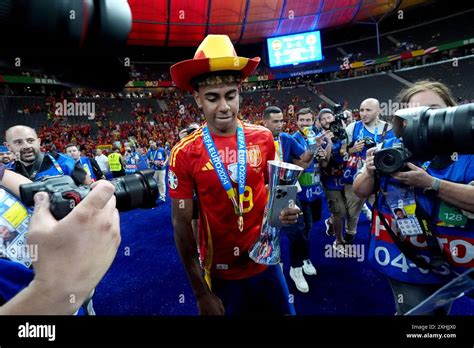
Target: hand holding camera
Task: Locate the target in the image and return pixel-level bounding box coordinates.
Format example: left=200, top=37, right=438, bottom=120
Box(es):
left=26, top=180, right=120, bottom=314
left=365, top=147, right=377, bottom=175
left=351, top=140, right=365, bottom=153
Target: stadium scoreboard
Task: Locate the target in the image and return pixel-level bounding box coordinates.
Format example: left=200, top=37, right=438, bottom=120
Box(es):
left=267, top=30, right=323, bottom=68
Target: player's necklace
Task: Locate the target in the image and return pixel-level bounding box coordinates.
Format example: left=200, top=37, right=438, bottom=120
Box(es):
left=202, top=122, right=247, bottom=232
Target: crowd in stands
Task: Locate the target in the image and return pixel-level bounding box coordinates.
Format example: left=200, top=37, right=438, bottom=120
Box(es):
left=32, top=84, right=330, bottom=158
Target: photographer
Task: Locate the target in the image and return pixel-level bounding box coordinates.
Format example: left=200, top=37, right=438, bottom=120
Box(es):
left=6, top=126, right=90, bottom=185
left=353, top=81, right=474, bottom=315
left=0, top=166, right=120, bottom=315
left=292, top=108, right=325, bottom=258
left=341, top=99, right=395, bottom=243
left=316, top=109, right=350, bottom=252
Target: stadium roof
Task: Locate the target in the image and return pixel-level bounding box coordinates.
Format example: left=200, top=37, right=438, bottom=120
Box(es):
left=127, top=0, right=430, bottom=47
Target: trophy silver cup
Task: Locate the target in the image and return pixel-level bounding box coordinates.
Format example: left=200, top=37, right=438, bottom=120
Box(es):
left=249, top=160, right=304, bottom=265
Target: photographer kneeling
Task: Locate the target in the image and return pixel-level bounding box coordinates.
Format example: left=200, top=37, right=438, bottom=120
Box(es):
left=353, top=81, right=474, bottom=315
left=0, top=165, right=120, bottom=315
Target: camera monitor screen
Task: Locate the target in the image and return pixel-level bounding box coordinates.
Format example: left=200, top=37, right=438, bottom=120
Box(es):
left=266, top=30, right=324, bottom=68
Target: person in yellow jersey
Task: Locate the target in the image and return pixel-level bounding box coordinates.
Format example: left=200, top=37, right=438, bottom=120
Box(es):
left=108, top=147, right=125, bottom=178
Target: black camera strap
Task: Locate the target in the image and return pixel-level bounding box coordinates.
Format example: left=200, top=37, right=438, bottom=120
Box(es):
left=413, top=197, right=445, bottom=267
left=374, top=176, right=445, bottom=270
left=380, top=122, right=389, bottom=143
left=16, top=153, right=44, bottom=181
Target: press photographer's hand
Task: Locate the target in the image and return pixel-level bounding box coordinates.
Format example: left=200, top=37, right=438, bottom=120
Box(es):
left=27, top=180, right=121, bottom=314
left=391, top=162, right=434, bottom=188
left=365, top=147, right=377, bottom=175
left=350, top=140, right=365, bottom=154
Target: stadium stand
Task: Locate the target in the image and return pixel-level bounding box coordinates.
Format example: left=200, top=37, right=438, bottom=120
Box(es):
left=395, top=55, right=474, bottom=100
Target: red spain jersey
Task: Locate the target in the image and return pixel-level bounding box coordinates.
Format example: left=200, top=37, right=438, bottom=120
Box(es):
left=169, top=123, right=275, bottom=281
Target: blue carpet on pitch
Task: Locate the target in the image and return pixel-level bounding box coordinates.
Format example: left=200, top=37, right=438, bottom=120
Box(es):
left=94, top=196, right=474, bottom=315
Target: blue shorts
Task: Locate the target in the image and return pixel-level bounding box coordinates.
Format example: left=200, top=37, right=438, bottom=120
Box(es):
left=211, top=265, right=296, bottom=315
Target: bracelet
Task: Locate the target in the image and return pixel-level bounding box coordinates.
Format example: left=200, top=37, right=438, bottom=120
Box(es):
left=0, top=163, right=5, bottom=182
left=423, top=177, right=440, bottom=193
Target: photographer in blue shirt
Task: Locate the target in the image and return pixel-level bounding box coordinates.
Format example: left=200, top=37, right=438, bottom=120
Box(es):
left=354, top=81, right=474, bottom=315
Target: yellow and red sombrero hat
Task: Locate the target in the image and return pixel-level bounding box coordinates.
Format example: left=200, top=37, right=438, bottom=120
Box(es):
left=170, top=35, right=260, bottom=92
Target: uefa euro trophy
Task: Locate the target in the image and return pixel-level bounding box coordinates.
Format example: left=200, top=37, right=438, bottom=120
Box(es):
left=249, top=160, right=304, bottom=265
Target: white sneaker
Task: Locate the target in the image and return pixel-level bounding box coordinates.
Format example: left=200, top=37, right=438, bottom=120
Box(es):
left=332, top=240, right=349, bottom=256
left=302, top=259, right=317, bottom=275
left=362, top=203, right=372, bottom=221
left=289, top=267, right=309, bottom=293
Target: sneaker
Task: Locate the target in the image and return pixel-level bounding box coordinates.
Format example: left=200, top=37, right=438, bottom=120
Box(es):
left=332, top=240, right=349, bottom=256
left=289, top=267, right=309, bottom=293
left=325, top=218, right=334, bottom=237
left=362, top=203, right=372, bottom=221
left=302, top=259, right=317, bottom=275
left=344, top=232, right=356, bottom=244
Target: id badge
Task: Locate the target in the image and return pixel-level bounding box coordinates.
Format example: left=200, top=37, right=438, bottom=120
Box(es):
left=0, top=188, right=33, bottom=268
left=438, top=201, right=467, bottom=227
left=386, top=185, right=424, bottom=237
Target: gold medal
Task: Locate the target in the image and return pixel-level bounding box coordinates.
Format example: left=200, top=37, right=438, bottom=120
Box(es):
left=238, top=215, right=244, bottom=232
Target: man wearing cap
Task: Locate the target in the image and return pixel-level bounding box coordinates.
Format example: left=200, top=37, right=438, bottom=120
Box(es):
left=0, top=146, right=14, bottom=165
left=169, top=35, right=300, bottom=315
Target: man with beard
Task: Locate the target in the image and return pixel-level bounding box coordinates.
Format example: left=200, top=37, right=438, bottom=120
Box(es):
left=0, top=146, right=14, bottom=165
left=5, top=126, right=90, bottom=185
left=66, top=144, right=105, bottom=181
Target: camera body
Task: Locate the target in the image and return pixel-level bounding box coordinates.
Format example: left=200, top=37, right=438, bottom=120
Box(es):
left=20, top=170, right=158, bottom=219
left=328, top=104, right=348, bottom=141
left=20, top=176, right=91, bottom=220
left=373, top=103, right=474, bottom=175
left=374, top=143, right=412, bottom=175
left=362, top=136, right=377, bottom=150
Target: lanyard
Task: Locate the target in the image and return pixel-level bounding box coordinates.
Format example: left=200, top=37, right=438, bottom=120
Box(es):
left=149, top=149, right=158, bottom=161
left=48, top=154, right=64, bottom=176
left=25, top=154, right=64, bottom=180
left=202, top=123, right=247, bottom=232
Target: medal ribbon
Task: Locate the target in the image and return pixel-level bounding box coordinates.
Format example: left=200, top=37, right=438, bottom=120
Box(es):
left=202, top=123, right=246, bottom=231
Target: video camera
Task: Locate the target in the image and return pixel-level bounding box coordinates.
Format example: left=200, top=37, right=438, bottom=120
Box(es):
left=374, top=103, right=474, bottom=175
left=328, top=104, right=348, bottom=141
left=19, top=170, right=159, bottom=219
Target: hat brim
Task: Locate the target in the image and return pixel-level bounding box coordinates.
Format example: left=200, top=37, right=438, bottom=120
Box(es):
left=170, top=56, right=260, bottom=92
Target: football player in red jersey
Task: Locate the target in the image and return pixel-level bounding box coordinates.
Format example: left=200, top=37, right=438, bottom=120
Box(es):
left=169, top=35, right=301, bottom=315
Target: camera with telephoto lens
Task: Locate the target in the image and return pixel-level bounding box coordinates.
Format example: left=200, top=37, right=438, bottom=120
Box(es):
left=374, top=103, right=474, bottom=175
left=19, top=170, right=158, bottom=219
left=328, top=104, right=348, bottom=141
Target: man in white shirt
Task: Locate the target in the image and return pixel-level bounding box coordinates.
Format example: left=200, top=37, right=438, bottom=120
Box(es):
left=95, top=149, right=110, bottom=177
